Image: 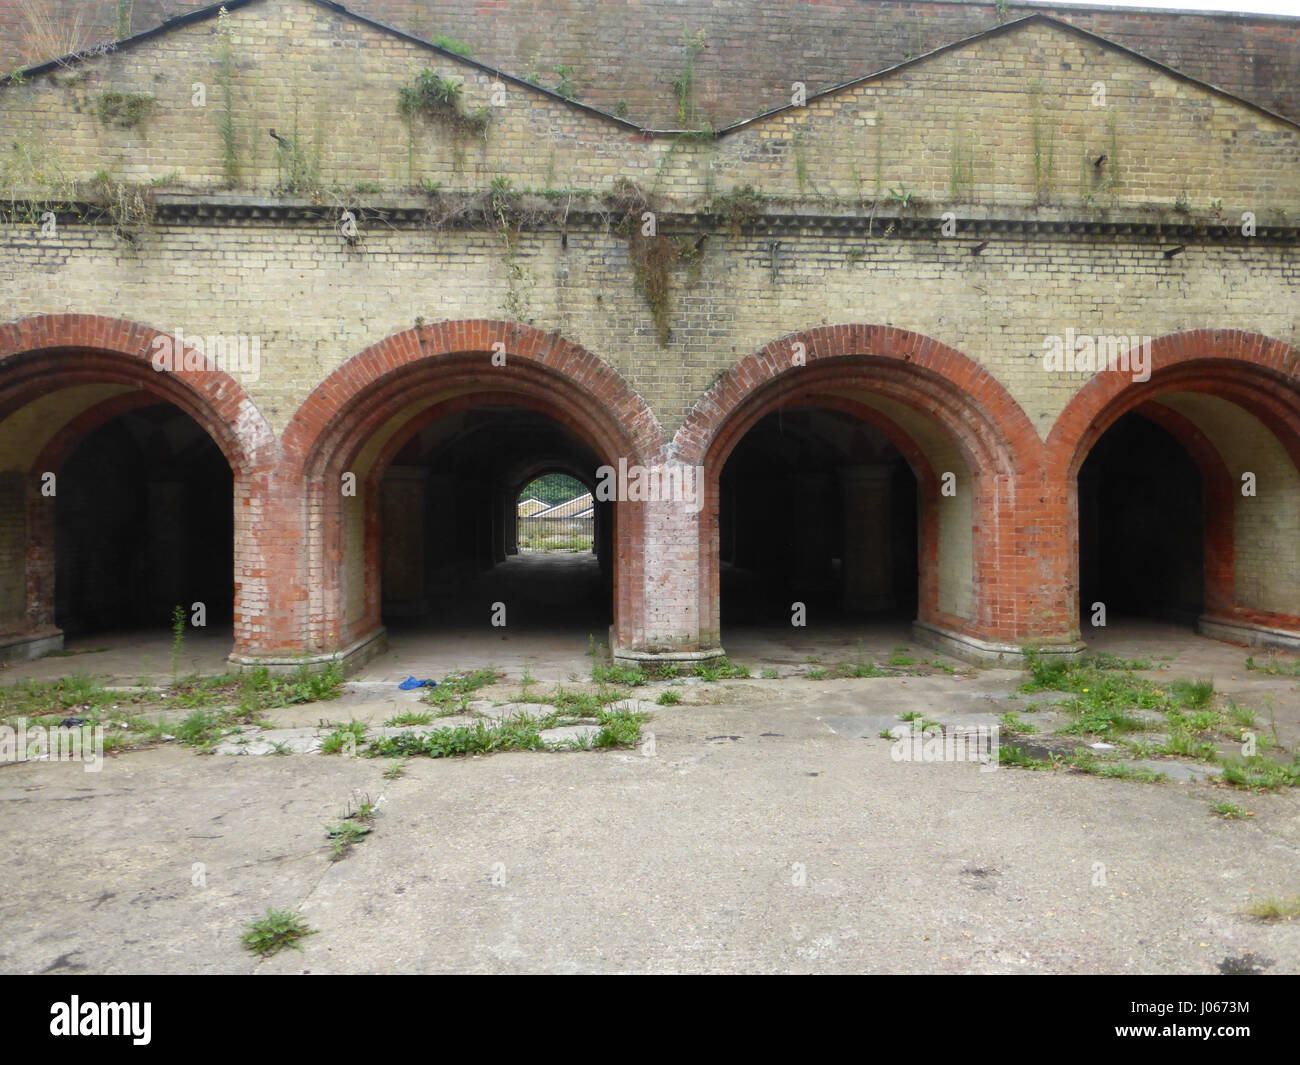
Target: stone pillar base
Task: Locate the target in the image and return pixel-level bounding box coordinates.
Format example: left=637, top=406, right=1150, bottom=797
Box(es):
left=228, top=627, right=387, bottom=676
left=912, top=620, right=1086, bottom=666
left=612, top=646, right=728, bottom=668
left=1198, top=615, right=1300, bottom=652
left=0, top=628, right=64, bottom=665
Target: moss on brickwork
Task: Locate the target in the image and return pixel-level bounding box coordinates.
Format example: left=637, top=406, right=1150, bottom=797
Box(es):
left=94, top=90, right=152, bottom=128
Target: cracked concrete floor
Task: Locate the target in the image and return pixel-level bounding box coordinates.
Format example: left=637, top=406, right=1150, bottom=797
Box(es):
left=2, top=652, right=1299, bottom=974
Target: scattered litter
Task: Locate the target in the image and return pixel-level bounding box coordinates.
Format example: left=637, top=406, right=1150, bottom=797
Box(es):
left=58, top=718, right=86, bottom=728
left=1089, top=742, right=1115, bottom=750
left=398, top=676, right=437, bottom=691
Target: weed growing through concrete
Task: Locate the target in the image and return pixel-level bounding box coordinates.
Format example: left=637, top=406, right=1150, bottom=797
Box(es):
left=0, top=675, right=141, bottom=720
left=384, top=710, right=434, bottom=727
left=586, top=638, right=648, bottom=686
left=168, top=663, right=347, bottom=751
left=1245, top=897, right=1300, bottom=921
left=1218, top=755, right=1300, bottom=791
left=169, top=604, right=186, bottom=679
left=368, top=698, right=648, bottom=759
left=1209, top=801, right=1252, bottom=819
left=693, top=657, right=750, bottom=681
left=320, top=720, right=366, bottom=755
left=426, top=665, right=506, bottom=707
left=1245, top=654, right=1300, bottom=677
left=657, top=689, right=681, bottom=706
left=1010, top=650, right=1299, bottom=785
left=242, top=908, right=316, bottom=957
left=326, top=793, right=376, bottom=860
left=833, top=660, right=883, bottom=679
left=998, top=742, right=1052, bottom=770
left=1068, top=750, right=1166, bottom=783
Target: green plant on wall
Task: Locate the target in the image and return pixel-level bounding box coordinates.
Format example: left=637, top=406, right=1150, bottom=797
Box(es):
left=116, top=0, right=133, bottom=39
left=949, top=124, right=974, bottom=200
left=873, top=116, right=885, bottom=201
left=485, top=176, right=531, bottom=319
left=1030, top=80, right=1055, bottom=204
left=431, top=34, right=472, bottom=58
left=1105, top=109, right=1120, bottom=191
left=271, top=105, right=321, bottom=197
left=671, top=29, right=707, bottom=129
left=88, top=167, right=154, bottom=243
left=398, top=69, right=491, bottom=139
left=216, top=4, right=239, bottom=187
left=609, top=178, right=697, bottom=345
left=712, top=184, right=765, bottom=237
left=552, top=64, right=577, bottom=101
left=95, top=91, right=152, bottom=129
left=1079, top=110, right=1121, bottom=206
left=792, top=129, right=813, bottom=195
left=0, top=127, right=76, bottom=225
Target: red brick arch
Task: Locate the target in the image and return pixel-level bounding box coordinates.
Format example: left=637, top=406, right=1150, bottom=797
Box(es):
left=1048, top=330, right=1300, bottom=636
left=0, top=314, right=275, bottom=653
left=674, top=325, right=1038, bottom=471
left=1047, top=330, right=1300, bottom=481
left=280, top=320, right=667, bottom=654
left=0, top=314, right=272, bottom=471
left=673, top=325, right=1041, bottom=649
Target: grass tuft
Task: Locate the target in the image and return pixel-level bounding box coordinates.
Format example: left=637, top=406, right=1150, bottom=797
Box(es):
left=243, top=908, right=316, bottom=957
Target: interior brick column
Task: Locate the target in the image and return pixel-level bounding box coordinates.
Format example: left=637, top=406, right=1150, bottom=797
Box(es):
left=838, top=464, right=894, bottom=613
left=381, top=465, right=429, bottom=617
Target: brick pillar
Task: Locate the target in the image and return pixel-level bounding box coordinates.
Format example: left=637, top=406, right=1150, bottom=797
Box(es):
left=838, top=464, right=894, bottom=613
left=381, top=465, right=428, bottom=617
left=0, top=474, right=62, bottom=663
left=229, top=462, right=313, bottom=666
left=0, top=474, right=27, bottom=633
left=612, top=461, right=723, bottom=664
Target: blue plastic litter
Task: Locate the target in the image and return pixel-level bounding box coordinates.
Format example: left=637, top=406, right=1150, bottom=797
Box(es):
left=398, top=676, right=437, bottom=690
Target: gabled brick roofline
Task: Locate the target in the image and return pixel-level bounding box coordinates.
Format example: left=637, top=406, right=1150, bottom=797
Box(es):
left=2, top=1, right=1297, bottom=137
left=719, top=13, right=1300, bottom=136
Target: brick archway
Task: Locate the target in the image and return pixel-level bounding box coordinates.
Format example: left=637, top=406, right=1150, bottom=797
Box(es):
left=279, top=321, right=665, bottom=662
left=1048, top=330, right=1300, bottom=644
left=674, top=325, right=1043, bottom=656
left=0, top=314, right=274, bottom=661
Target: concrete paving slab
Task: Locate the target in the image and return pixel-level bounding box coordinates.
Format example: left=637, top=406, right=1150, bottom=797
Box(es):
left=3, top=619, right=1299, bottom=974
left=538, top=725, right=603, bottom=748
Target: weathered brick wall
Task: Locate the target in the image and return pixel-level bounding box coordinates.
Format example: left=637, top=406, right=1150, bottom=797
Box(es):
left=0, top=474, right=22, bottom=627
left=3, top=1, right=1298, bottom=126
left=3, top=223, right=1297, bottom=442
left=3, top=9, right=1295, bottom=211
left=1160, top=393, right=1300, bottom=619
left=1, top=0, right=1297, bottom=660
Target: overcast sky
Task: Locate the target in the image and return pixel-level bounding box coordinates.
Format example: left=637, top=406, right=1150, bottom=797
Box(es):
left=1022, top=0, right=1299, bottom=15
